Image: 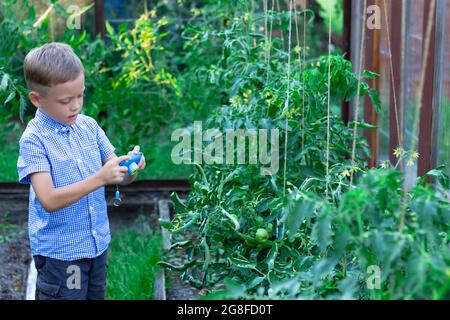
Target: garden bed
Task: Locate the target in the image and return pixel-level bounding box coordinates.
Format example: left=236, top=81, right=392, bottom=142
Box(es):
left=165, top=269, right=200, bottom=300
left=0, top=210, right=29, bottom=300
left=156, top=199, right=200, bottom=300
left=0, top=186, right=193, bottom=300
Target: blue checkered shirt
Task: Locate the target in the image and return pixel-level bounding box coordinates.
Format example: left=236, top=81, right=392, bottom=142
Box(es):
left=17, top=109, right=116, bottom=261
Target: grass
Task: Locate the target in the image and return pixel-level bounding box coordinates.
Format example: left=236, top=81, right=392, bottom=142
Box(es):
left=0, top=212, right=25, bottom=243
left=0, top=222, right=20, bottom=243
left=105, top=219, right=162, bottom=300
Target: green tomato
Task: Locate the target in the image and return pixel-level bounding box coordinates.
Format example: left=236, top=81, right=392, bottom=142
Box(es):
left=267, top=223, right=273, bottom=233
left=256, top=216, right=264, bottom=225
left=255, top=228, right=269, bottom=243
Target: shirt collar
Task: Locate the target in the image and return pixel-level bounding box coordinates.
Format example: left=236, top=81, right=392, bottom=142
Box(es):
left=35, top=109, right=73, bottom=134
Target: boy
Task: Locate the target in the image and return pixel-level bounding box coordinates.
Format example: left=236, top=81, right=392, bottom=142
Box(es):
left=17, top=42, right=146, bottom=300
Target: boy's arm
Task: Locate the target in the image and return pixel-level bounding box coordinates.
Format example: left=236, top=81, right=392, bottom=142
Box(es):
left=31, top=155, right=130, bottom=212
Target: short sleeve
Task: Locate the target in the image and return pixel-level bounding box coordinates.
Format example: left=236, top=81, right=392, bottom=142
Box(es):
left=96, top=123, right=116, bottom=162
left=17, top=135, right=51, bottom=184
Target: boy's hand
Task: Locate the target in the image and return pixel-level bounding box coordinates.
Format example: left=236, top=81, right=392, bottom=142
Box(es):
left=131, top=145, right=146, bottom=171
left=97, top=155, right=130, bottom=185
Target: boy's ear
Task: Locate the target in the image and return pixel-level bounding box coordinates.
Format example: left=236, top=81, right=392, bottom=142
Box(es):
left=28, top=91, right=42, bottom=108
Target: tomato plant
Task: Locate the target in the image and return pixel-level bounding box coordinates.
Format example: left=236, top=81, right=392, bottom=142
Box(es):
left=159, top=10, right=449, bottom=300
left=159, top=14, right=382, bottom=292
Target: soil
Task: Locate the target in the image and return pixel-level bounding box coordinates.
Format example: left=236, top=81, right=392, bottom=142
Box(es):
left=0, top=209, right=30, bottom=300
left=166, top=270, right=200, bottom=300
left=161, top=199, right=201, bottom=300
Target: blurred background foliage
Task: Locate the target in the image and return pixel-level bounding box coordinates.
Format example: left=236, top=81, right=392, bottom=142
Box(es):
left=0, top=0, right=343, bottom=181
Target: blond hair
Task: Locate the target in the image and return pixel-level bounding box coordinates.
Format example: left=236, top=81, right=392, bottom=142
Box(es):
left=23, top=42, right=84, bottom=95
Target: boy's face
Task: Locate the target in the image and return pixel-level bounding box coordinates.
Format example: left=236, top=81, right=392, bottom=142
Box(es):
left=29, top=73, right=85, bottom=126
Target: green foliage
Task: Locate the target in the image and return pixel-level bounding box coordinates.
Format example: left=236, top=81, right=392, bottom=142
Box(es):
left=0, top=0, right=343, bottom=181
left=106, top=220, right=162, bottom=300
left=199, top=168, right=450, bottom=300
left=316, top=0, right=344, bottom=35
left=0, top=1, right=53, bottom=182
left=1, top=0, right=448, bottom=300
left=160, top=16, right=383, bottom=294
left=159, top=14, right=449, bottom=300
left=84, top=13, right=182, bottom=152
left=0, top=0, right=229, bottom=180
left=0, top=0, right=95, bottom=180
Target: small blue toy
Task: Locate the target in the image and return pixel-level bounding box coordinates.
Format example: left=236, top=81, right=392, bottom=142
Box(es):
left=119, top=152, right=143, bottom=176
left=114, top=151, right=143, bottom=207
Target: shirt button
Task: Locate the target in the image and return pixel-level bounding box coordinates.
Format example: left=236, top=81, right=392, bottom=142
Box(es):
left=54, top=128, right=59, bottom=133
left=92, top=230, right=97, bottom=236
left=77, top=159, right=82, bottom=164
left=89, top=205, right=94, bottom=212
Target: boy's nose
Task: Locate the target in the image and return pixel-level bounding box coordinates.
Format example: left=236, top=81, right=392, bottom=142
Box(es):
left=71, top=102, right=82, bottom=112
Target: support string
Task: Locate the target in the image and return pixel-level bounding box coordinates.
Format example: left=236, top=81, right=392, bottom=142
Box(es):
left=283, top=0, right=293, bottom=195
left=349, top=0, right=368, bottom=187
left=325, top=0, right=333, bottom=200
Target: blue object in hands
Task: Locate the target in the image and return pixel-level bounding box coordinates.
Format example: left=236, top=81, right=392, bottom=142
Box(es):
left=119, top=152, right=143, bottom=176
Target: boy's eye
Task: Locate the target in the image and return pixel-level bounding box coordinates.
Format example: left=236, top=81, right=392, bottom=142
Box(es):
left=59, top=99, right=70, bottom=104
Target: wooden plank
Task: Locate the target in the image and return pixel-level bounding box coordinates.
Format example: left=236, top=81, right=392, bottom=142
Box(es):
left=0, top=180, right=191, bottom=194
left=154, top=270, right=166, bottom=300
left=431, top=0, right=446, bottom=174
left=417, top=0, right=437, bottom=177
left=154, top=199, right=171, bottom=300
left=342, top=0, right=352, bottom=125
left=158, top=200, right=172, bottom=251
left=25, top=256, right=37, bottom=300
left=94, top=0, right=105, bottom=39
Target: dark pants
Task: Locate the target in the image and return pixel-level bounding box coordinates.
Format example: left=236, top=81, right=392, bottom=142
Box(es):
left=33, top=250, right=108, bottom=300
